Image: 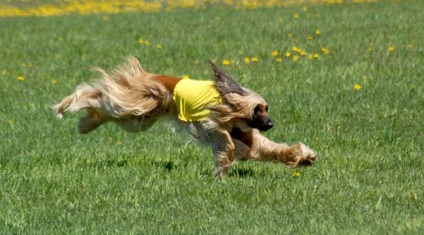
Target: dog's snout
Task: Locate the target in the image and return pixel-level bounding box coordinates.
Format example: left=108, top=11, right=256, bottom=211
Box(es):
left=266, top=121, right=274, bottom=129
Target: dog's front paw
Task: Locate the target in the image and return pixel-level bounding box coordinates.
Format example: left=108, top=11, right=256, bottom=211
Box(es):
left=286, top=143, right=318, bottom=167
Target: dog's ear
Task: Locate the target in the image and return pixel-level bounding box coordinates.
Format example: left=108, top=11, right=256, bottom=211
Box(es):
left=210, top=61, right=247, bottom=96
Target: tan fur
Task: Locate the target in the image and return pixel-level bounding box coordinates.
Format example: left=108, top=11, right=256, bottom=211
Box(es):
left=53, top=57, right=317, bottom=178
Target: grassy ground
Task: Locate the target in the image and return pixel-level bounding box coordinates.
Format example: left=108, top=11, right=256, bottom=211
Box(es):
left=1, top=0, right=424, bottom=234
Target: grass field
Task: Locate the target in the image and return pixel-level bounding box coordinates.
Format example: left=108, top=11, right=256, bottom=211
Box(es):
left=1, top=0, right=424, bottom=234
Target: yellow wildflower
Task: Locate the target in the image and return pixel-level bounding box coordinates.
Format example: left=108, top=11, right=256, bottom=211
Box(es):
left=8, top=120, right=14, bottom=124
left=276, top=57, right=283, bottom=62
left=156, top=44, right=162, bottom=49
left=313, top=53, right=319, bottom=59
left=300, top=50, right=307, bottom=56
left=354, top=84, right=362, bottom=90
left=321, top=47, right=330, bottom=54
left=52, top=79, right=57, bottom=84
left=292, top=172, right=300, bottom=177
left=251, top=57, right=259, bottom=62
left=138, top=38, right=144, bottom=44
left=182, top=74, right=190, bottom=79
left=285, top=52, right=291, bottom=57
left=307, top=35, right=313, bottom=40
left=293, top=13, right=299, bottom=19
left=144, top=41, right=151, bottom=46
left=244, top=57, right=250, bottom=63
left=407, top=44, right=413, bottom=50
left=17, top=76, right=25, bottom=81
left=292, top=55, right=299, bottom=62
left=388, top=46, right=395, bottom=52
left=292, top=46, right=301, bottom=53
left=271, top=50, right=279, bottom=57
left=315, top=29, right=321, bottom=35
left=222, top=59, right=230, bottom=65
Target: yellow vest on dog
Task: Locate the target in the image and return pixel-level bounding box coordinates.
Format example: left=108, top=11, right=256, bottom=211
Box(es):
left=173, top=78, right=222, bottom=122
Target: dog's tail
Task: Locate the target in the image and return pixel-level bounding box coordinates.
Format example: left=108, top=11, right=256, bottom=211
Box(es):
left=53, top=57, right=170, bottom=124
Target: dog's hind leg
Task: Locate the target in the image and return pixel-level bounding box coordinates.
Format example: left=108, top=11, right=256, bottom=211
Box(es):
left=78, top=108, right=110, bottom=134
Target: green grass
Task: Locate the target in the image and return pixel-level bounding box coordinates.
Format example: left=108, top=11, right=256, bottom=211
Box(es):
left=1, top=1, right=424, bottom=234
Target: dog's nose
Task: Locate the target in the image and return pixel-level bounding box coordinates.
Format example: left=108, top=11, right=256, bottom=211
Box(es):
left=266, top=121, right=274, bottom=129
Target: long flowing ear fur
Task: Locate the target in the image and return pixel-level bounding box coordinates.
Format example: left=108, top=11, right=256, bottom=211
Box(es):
left=210, top=61, right=247, bottom=97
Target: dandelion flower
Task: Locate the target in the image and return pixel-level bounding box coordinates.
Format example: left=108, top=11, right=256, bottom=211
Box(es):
left=182, top=75, right=190, bottom=79
left=244, top=57, right=250, bottom=63
left=292, top=46, right=301, bottom=53
left=307, top=35, right=313, bottom=40
left=315, top=29, right=321, bottom=35
left=138, top=38, right=144, bottom=44
left=388, top=46, right=395, bottom=52
left=271, top=50, right=279, bottom=57
left=285, top=52, right=291, bottom=57
left=293, top=13, right=299, bottom=19
left=313, top=53, right=319, bottom=59
left=354, top=84, right=362, bottom=90
left=292, top=55, right=299, bottom=62
left=276, top=57, right=283, bottom=62
left=407, top=44, right=413, bottom=50
left=156, top=44, right=162, bottom=49
left=17, top=76, right=25, bottom=81
left=145, top=41, right=151, bottom=46
left=292, top=172, right=300, bottom=177
left=222, top=59, right=230, bottom=65
left=52, top=79, right=57, bottom=84
left=300, top=50, right=307, bottom=56
left=321, top=47, right=330, bottom=54
left=251, top=57, right=259, bottom=62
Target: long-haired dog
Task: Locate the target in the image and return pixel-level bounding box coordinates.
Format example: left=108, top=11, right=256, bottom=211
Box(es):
left=53, top=57, right=317, bottom=178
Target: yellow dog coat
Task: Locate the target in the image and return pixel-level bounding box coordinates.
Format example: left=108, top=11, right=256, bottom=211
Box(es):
left=173, top=78, right=222, bottom=122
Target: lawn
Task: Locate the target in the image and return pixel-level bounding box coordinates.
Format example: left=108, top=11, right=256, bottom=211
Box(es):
left=0, top=0, right=423, bottom=234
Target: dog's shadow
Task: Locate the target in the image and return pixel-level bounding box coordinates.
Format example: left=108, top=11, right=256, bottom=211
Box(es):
left=90, top=159, right=129, bottom=168
left=230, top=167, right=256, bottom=178
left=152, top=160, right=175, bottom=172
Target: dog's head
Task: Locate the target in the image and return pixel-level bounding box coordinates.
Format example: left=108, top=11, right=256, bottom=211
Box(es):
left=210, top=62, right=273, bottom=131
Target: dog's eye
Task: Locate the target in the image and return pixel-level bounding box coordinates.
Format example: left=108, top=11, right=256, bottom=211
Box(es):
left=254, top=105, right=261, bottom=113
left=265, top=106, right=269, bottom=112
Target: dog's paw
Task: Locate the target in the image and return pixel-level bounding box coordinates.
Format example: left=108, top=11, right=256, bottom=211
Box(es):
left=287, top=143, right=318, bottom=167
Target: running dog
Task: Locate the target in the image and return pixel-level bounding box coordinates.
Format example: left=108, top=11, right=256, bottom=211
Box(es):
left=53, top=57, right=317, bottom=178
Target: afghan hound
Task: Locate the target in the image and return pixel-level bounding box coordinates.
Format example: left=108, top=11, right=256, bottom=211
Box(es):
left=53, top=57, right=317, bottom=178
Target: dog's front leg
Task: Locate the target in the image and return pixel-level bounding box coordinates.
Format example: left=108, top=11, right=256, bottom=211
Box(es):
left=251, top=131, right=318, bottom=167
left=211, top=130, right=235, bottom=179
